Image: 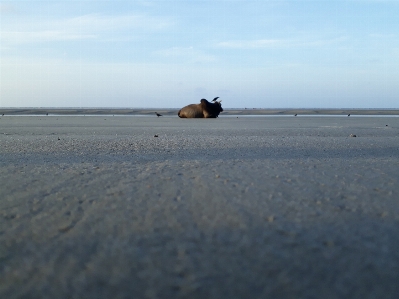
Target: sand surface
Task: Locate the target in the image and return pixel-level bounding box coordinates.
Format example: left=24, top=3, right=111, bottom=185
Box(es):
left=1, top=115, right=399, bottom=298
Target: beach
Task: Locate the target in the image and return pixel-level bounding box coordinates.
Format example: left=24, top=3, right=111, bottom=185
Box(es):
left=1, top=115, right=399, bottom=298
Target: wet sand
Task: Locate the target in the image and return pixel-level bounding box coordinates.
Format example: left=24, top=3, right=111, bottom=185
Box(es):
left=1, top=115, right=399, bottom=298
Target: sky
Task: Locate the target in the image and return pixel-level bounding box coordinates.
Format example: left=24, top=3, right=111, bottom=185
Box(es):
left=1, top=0, right=398, bottom=109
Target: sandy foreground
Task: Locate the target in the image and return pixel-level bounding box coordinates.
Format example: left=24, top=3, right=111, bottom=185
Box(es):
left=1, top=115, right=399, bottom=299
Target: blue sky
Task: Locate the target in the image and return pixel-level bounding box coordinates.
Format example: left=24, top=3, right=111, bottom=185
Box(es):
left=1, top=1, right=398, bottom=108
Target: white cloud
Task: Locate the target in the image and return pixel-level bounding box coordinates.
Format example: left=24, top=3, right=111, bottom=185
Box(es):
left=217, top=39, right=285, bottom=49
left=1, top=13, right=174, bottom=45
left=1, top=30, right=98, bottom=44
left=216, top=36, right=349, bottom=49
left=64, top=13, right=173, bottom=32
left=369, top=33, right=396, bottom=38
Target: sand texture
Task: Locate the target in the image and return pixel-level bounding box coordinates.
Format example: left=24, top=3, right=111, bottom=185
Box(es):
left=1, top=115, right=399, bottom=298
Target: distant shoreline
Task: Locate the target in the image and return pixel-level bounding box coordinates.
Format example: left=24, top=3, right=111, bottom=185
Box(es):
left=1, top=108, right=399, bottom=116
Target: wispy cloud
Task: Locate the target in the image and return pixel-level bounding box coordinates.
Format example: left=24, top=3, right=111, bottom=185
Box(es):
left=63, top=13, right=173, bottom=32
left=1, top=13, right=174, bottom=45
left=217, top=39, right=285, bottom=49
left=217, top=36, right=349, bottom=49
left=369, top=33, right=396, bottom=38
left=1, top=30, right=98, bottom=44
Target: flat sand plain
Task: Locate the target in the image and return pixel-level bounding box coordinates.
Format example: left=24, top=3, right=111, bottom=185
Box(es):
left=1, top=115, right=399, bottom=299
left=1, top=107, right=399, bottom=116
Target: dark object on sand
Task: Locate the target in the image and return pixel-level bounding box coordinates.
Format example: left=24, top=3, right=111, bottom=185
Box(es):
left=348, top=114, right=351, bottom=116
left=178, top=98, right=223, bottom=118
left=154, top=134, right=158, bottom=137
left=155, top=112, right=162, bottom=117
left=350, top=134, right=356, bottom=137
